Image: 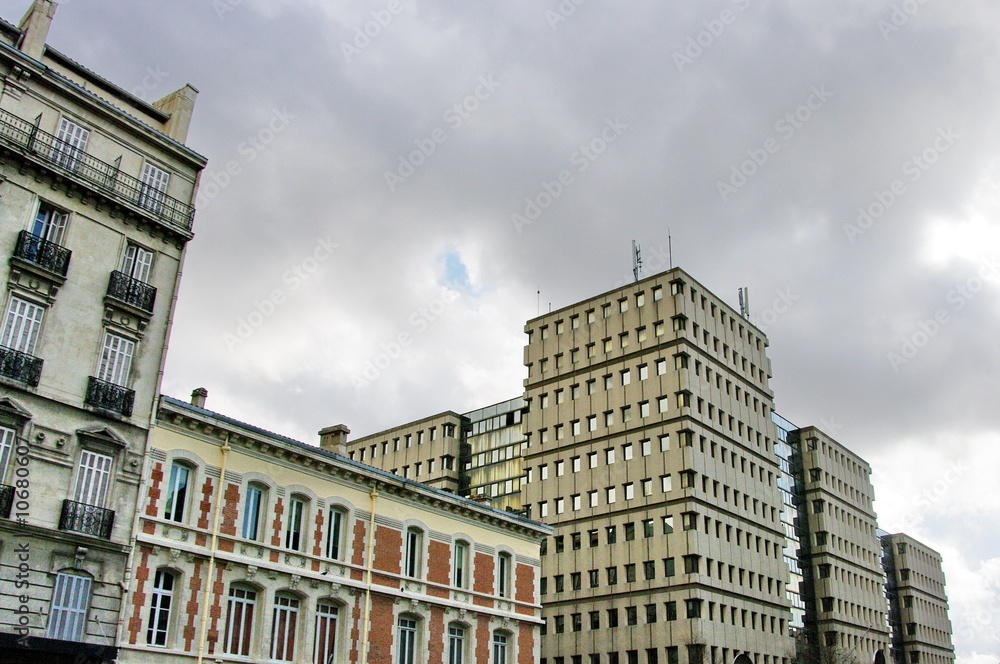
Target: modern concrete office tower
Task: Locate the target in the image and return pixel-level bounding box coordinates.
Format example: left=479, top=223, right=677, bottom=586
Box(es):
left=119, top=393, right=550, bottom=664
left=786, top=426, right=891, bottom=662
left=0, top=3, right=206, bottom=662
left=522, top=268, right=795, bottom=664
left=881, top=534, right=955, bottom=664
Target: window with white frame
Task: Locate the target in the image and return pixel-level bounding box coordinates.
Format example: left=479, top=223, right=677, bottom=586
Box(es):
left=223, top=586, right=256, bottom=656
left=270, top=593, right=300, bottom=662
left=2, top=296, right=44, bottom=356
left=326, top=506, right=346, bottom=560
left=448, top=623, right=467, bottom=664
left=285, top=496, right=306, bottom=550
left=30, top=202, right=69, bottom=244
left=139, top=162, right=171, bottom=213
left=493, top=631, right=509, bottom=664
left=0, top=425, right=14, bottom=483
left=163, top=462, right=189, bottom=522
left=497, top=551, right=512, bottom=598
left=397, top=616, right=418, bottom=664
left=404, top=527, right=423, bottom=578
left=146, top=569, right=175, bottom=647
left=47, top=571, right=91, bottom=641
left=52, top=117, right=89, bottom=171
left=241, top=483, right=264, bottom=540
left=74, top=450, right=113, bottom=508
left=97, top=331, right=135, bottom=387
left=453, top=540, right=469, bottom=588
left=314, top=601, right=340, bottom=664
left=121, top=243, right=154, bottom=284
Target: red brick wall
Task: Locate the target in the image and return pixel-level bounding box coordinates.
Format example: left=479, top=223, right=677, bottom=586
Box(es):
left=220, top=482, right=240, bottom=536
left=373, top=524, right=402, bottom=588
left=145, top=462, right=163, bottom=516
left=206, top=562, right=227, bottom=654
left=351, top=518, right=367, bottom=581
left=428, top=605, right=445, bottom=664
left=476, top=615, right=490, bottom=662
left=473, top=551, right=495, bottom=607
left=368, top=593, right=396, bottom=664
left=183, top=559, right=204, bottom=652
left=514, top=561, right=536, bottom=613
left=427, top=540, right=451, bottom=598
left=197, top=477, right=213, bottom=530
left=518, top=622, right=535, bottom=664
left=127, top=546, right=151, bottom=644
left=269, top=496, right=284, bottom=562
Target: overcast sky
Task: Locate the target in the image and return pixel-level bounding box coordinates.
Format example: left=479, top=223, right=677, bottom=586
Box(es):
left=9, top=0, right=999, bottom=660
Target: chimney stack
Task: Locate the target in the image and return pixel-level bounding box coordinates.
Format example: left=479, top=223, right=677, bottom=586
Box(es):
left=18, top=0, right=57, bottom=61
left=318, top=425, right=350, bottom=456
left=152, top=84, right=199, bottom=143
left=190, top=387, right=208, bottom=409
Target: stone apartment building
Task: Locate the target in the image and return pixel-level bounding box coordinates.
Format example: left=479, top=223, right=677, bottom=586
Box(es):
left=881, top=534, right=954, bottom=664
left=119, top=393, right=549, bottom=664
left=0, top=2, right=206, bottom=662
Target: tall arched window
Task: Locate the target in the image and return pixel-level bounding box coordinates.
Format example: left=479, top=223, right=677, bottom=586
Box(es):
left=164, top=461, right=191, bottom=522
left=146, top=569, right=176, bottom=646
left=285, top=495, right=307, bottom=551
left=326, top=506, right=347, bottom=560
left=396, top=615, right=418, bottom=664
left=452, top=541, right=469, bottom=588
left=492, top=630, right=509, bottom=664
left=447, top=623, right=467, bottom=664
left=241, top=482, right=266, bottom=541
left=223, top=585, right=256, bottom=656
left=270, top=592, right=300, bottom=662
left=313, top=601, right=340, bottom=664
left=404, top=527, right=423, bottom=578
left=496, top=551, right=512, bottom=598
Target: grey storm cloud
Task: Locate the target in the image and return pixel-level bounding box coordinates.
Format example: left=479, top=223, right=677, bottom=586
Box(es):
left=8, top=0, right=999, bottom=659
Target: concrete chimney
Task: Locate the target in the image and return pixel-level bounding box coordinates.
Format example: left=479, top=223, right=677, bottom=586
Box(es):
left=152, top=84, right=199, bottom=144
left=18, top=0, right=57, bottom=61
left=318, top=425, right=350, bottom=456
left=190, top=387, right=208, bottom=409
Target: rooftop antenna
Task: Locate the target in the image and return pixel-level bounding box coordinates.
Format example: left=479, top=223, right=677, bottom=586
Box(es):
left=739, top=287, right=750, bottom=319
left=668, top=229, right=673, bottom=268
left=537, top=286, right=540, bottom=316
left=632, top=240, right=643, bottom=282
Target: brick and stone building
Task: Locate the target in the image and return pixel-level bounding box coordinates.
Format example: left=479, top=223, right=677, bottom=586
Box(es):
left=0, top=2, right=205, bottom=662
left=119, top=392, right=549, bottom=664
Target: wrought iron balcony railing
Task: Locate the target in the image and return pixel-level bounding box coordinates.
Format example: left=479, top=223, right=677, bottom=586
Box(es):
left=0, top=109, right=195, bottom=232
left=0, top=484, right=13, bottom=519
left=59, top=499, right=115, bottom=539
left=0, top=345, right=43, bottom=386
left=85, top=376, right=134, bottom=417
left=13, top=230, right=72, bottom=276
left=106, top=270, right=156, bottom=313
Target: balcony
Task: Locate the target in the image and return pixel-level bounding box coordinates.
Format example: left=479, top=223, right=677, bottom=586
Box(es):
left=0, top=108, right=195, bottom=233
left=106, top=270, right=156, bottom=313
left=13, top=230, right=71, bottom=276
left=85, top=376, right=134, bottom=417
left=0, top=345, right=42, bottom=386
left=0, top=484, right=13, bottom=519
left=59, top=499, right=115, bottom=539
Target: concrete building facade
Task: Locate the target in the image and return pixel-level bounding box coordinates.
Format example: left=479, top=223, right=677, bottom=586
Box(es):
left=0, top=2, right=205, bottom=662
left=881, top=534, right=954, bottom=664
left=119, top=394, right=550, bottom=664
left=521, top=268, right=795, bottom=664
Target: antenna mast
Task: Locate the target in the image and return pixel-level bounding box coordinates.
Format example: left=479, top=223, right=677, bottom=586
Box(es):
left=668, top=229, right=673, bottom=268
left=632, top=241, right=643, bottom=282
